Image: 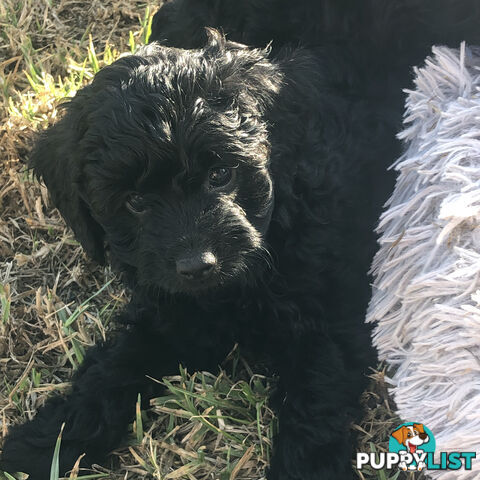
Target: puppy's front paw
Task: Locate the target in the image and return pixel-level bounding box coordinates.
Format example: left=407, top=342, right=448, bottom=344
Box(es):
left=1, top=433, right=87, bottom=480
left=1, top=412, right=78, bottom=480
left=0, top=436, right=54, bottom=480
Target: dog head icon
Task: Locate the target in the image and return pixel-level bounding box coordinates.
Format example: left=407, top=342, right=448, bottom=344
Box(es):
left=391, top=423, right=429, bottom=454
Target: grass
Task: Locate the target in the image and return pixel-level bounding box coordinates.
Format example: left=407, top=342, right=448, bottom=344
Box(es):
left=0, top=1, right=405, bottom=479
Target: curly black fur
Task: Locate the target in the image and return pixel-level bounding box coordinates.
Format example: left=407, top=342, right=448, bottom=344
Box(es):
left=2, top=1, right=480, bottom=479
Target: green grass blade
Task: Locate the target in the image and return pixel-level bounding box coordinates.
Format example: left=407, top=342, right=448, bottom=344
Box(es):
left=87, top=35, right=100, bottom=73
left=144, top=7, right=153, bottom=44
left=129, top=31, right=136, bottom=53
left=63, top=279, right=113, bottom=329
left=50, top=423, right=65, bottom=480
left=3, top=472, right=19, bottom=480
left=135, top=393, right=143, bottom=444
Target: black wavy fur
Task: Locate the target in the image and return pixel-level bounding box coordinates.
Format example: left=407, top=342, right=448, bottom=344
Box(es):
left=2, top=1, right=480, bottom=479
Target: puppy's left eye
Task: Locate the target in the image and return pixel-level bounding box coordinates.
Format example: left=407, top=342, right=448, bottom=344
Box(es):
left=208, top=167, right=233, bottom=189
left=126, top=193, right=146, bottom=214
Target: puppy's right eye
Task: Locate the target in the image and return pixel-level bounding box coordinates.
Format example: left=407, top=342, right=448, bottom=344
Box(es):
left=208, top=167, right=234, bottom=189
left=126, top=193, right=146, bottom=214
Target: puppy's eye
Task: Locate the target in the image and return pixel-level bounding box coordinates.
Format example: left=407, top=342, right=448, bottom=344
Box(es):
left=126, top=193, right=146, bottom=214
left=407, top=432, right=412, bottom=437
left=208, top=167, right=233, bottom=189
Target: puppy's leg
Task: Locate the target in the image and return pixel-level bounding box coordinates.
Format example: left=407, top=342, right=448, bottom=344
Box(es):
left=268, top=333, right=371, bottom=480
left=1, top=326, right=158, bottom=479
left=1, top=316, right=232, bottom=480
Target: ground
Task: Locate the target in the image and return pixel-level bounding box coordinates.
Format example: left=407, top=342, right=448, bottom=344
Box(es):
left=0, top=1, right=407, bottom=479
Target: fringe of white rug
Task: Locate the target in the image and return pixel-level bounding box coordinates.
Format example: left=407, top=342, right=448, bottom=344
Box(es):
left=367, top=43, right=480, bottom=479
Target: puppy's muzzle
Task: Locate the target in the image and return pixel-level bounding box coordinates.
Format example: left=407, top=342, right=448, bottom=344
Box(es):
left=176, top=251, right=217, bottom=280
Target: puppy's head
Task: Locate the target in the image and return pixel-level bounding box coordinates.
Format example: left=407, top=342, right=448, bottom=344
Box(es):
left=392, top=424, right=429, bottom=448
left=31, top=30, right=283, bottom=294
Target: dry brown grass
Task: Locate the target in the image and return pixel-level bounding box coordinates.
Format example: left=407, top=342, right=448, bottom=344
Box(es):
left=0, top=2, right=403, bottom=479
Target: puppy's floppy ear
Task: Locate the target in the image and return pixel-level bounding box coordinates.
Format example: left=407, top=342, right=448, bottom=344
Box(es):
left=391, top=426, right=408, bottom=445
left=413, top=423, right=425, bottom=434
left=150, top=0, right=220, bottom=49
left=203, top=28, right=283, bottom=114
left=30, top=100, right=105, bottom=264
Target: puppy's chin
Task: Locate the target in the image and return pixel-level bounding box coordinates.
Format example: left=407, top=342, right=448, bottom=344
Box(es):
left=144, top=271, right=245, bottom=296
left=169, top=273, right=224, bottom=295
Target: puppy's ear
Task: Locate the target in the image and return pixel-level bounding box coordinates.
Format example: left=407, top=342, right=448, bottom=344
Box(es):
left=391, top=426, right=407, bottom=445
left=30, top=101, right=105, bottom=264
left=150, top=0, right=219, bottom=49
left=413, top=423, right=425, bottom=434
left=203, top=28, right=283, bottom=114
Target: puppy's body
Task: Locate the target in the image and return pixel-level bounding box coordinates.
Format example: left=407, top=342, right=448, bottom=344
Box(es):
left=2, top=1, right=480, bottom=479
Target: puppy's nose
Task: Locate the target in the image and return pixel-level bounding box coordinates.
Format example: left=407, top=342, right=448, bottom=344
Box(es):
left=176, top=252, right=217, bottom=279
left=419, top=433, right=428, bottom=440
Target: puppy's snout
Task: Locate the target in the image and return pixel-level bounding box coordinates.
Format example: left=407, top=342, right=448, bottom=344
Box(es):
left=419, top=433, right=428, bottom=440
left=176, top=251, right=217, bottom=280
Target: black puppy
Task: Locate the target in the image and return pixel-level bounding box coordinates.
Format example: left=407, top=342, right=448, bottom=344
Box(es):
left=2, top=1, right=480, bottom=479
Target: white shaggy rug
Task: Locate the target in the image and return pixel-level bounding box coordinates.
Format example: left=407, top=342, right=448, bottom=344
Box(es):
left=367, top=43, right=480, bottom=479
